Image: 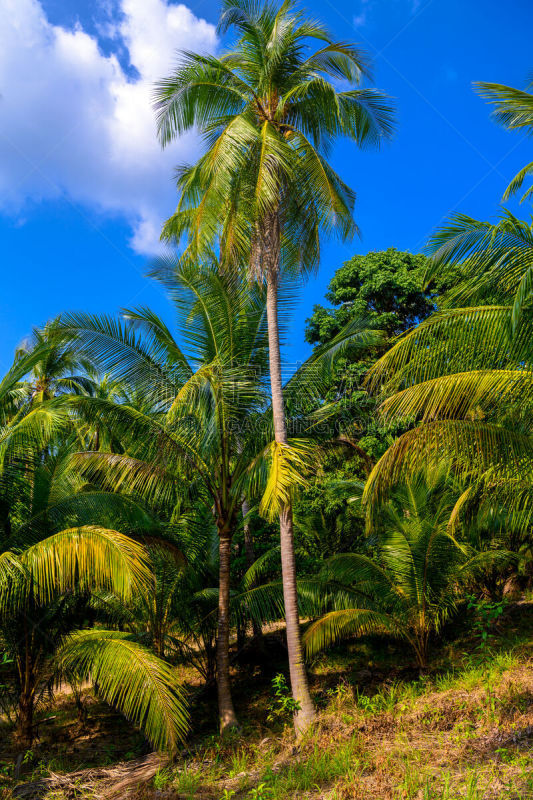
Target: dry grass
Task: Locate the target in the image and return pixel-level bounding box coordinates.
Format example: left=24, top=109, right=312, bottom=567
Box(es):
left=31, top=654, right=529, bottom=800
left=3, top=605, right=533, bottom=800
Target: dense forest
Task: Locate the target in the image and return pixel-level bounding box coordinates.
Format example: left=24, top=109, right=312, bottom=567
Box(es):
left=1, top=1, right=533, bottom=798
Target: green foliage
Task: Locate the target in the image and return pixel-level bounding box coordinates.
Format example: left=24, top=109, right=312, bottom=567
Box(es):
left=58, top=630, right=188, bottom=751
left=293, top=470, right=366, bottom=572
left=364, top=214, right=533, bottom=547
left=266, top=673, right=301, bottom=724
left=294, top=250, right=453, bottom=568
left=425, top=211, right=533, bottom=331
left=4, top=42, right=533, bottom=768
left=304, top=469, right=510, bottom=667
left=247, top=784, right=274, bottom=800
left=154, top=0, right=394, bottom=277
left=305, top=248, right=439, bottom=344
left=466, top=595, right=506, bottom=654
left=476, top=78, right=533, bottom=204
left=0, top=387, right=189, bottom=752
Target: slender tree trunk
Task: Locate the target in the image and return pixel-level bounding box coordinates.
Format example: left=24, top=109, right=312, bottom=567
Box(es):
left=15, top=692, right=34, bottom=751
left=242, top=499, right=263, bottom=643
left=265, top=268, right=315, bottom=737
left=415, top=632, right=429, bottom=670
left=72, top=682, right=88, bottom=726
left=15, top=639, right=34, bottom=751
left=242, top=499, right=255, bottom=570
left=217, top=531, right=239, bottom=731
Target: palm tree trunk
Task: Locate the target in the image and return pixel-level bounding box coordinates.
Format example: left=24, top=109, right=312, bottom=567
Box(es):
left=265, top=268, right=315, bottom=737
left=15, top=639, right=34, bottom=751
left=242, top=499, right=263, bottom=643
left=242, top=499, right=255, bottom=570
left=217, top=531, right=239, bottom=732
left=15, top=692, right=34, bottom=751
left=414, top=633, right=429, bottom=670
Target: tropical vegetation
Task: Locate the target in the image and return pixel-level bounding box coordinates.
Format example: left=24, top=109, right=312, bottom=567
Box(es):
left=1, top=2, right=533, bottom=798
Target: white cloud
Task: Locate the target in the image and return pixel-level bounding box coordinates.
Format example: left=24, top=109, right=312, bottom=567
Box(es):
left=0, top=0, right=217, bottom=253
left=352, top=0, right=424, bottom=30
left=353, top=0, right=371, bottom=28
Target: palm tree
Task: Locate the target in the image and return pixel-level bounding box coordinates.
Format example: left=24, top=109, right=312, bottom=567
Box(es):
left=103, top=515, right=221, bottom=682
left=0, top=532, right=189, bottom=751
left=15, top=319, right=96, bottom=403
left=153, top=0, right=394, bottom=734
left=303, top=471, right=504, bottom=668
left=0, top=531, right=188, bottom=752
left=363, top=212, right=533, bottom=539
left=61, top=259, right=377, bottom=731
left=476, top=77, right=533, bottom=203
left=60, top=261, right=275, bottom=731
left=0, top=333, right=190, bottom=752
left=121, top=522, right=285, bottom=685
left=0, top=435, right=188, bottom=752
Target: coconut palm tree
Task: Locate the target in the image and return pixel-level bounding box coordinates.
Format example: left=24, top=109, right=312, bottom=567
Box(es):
left=61, top=258, right=374, bottom=731
left=476, top=76, right=533, bottom=203
left=0, top=434, right=188, bottom=752
left=0, top=334, right=189, bottom=752
left=15, top=319, right=96, bottom=404
left=153, top=0, right=394, bottom=733
left=0, top=533, right=188, bottom=752
left=303, top=471, right=507, bottom=668
left=362, top=212, right=533, bottom=539
left=59, top=260, right=275, bottom=731
left=101, top=514, right=220, bottom=681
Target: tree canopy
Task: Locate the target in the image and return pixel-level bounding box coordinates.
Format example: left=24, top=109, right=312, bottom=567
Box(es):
left=305, top=248, right=453, bottom=346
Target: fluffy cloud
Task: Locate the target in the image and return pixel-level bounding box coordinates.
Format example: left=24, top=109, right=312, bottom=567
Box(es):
left=0, top=0, right=217, bottom=253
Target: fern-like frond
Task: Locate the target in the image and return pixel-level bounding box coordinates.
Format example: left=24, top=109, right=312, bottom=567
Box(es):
left=19, top=527, right=151, bottom=604
left=363, top=421, right=533, bottom=511
left=57, top=630, right=188, bottom=751
left=303, top=608, right=399, bottom=658
left=379, top=369, right=533, bottom=422
left=366, top=306, right=532, bottom=394
left=258, top=439, right=316, bottom=521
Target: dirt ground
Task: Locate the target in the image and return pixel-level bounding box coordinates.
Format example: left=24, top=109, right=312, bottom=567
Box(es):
left=1, top=603, right=533, bottom=799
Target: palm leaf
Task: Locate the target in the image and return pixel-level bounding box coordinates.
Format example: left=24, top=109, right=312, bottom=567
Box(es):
left=363, top=421, right=533, bottom=510
left=57, top=630, right=188, bottom=751
left=19, top=527, right=151, bottom=604
left=303, top=608, right=400, bottom=658
left=379, top=369, right=533, bottom=422
left=258, top=439, right=315, bottom=521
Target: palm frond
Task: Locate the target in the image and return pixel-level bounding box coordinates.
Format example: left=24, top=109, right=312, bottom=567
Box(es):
left=258, top=439, right=316, bottom=520
left=379, top=369, right=533, bottom=422
left=303, top=608, right=399, bottom=658
left=363, top=421, right=533, bottom=510
left=57, top=630, right=188, bottom=751
left=19, top=527, right=151, bottom=604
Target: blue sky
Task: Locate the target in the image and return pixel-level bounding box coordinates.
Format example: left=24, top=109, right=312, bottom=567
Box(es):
left=0, top=0, right=531, bottom=374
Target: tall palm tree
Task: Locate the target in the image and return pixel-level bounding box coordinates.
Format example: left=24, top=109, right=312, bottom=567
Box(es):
left=62, top=260, right=373, bottom=732
left=476, top=76, right=533, bottom=203
left=153, top=0, right=394, bottom=733
left=60, top=261, right=274, bottom=731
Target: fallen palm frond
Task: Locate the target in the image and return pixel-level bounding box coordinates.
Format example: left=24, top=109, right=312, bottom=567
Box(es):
left=12, top=752, right=166, bottom=800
